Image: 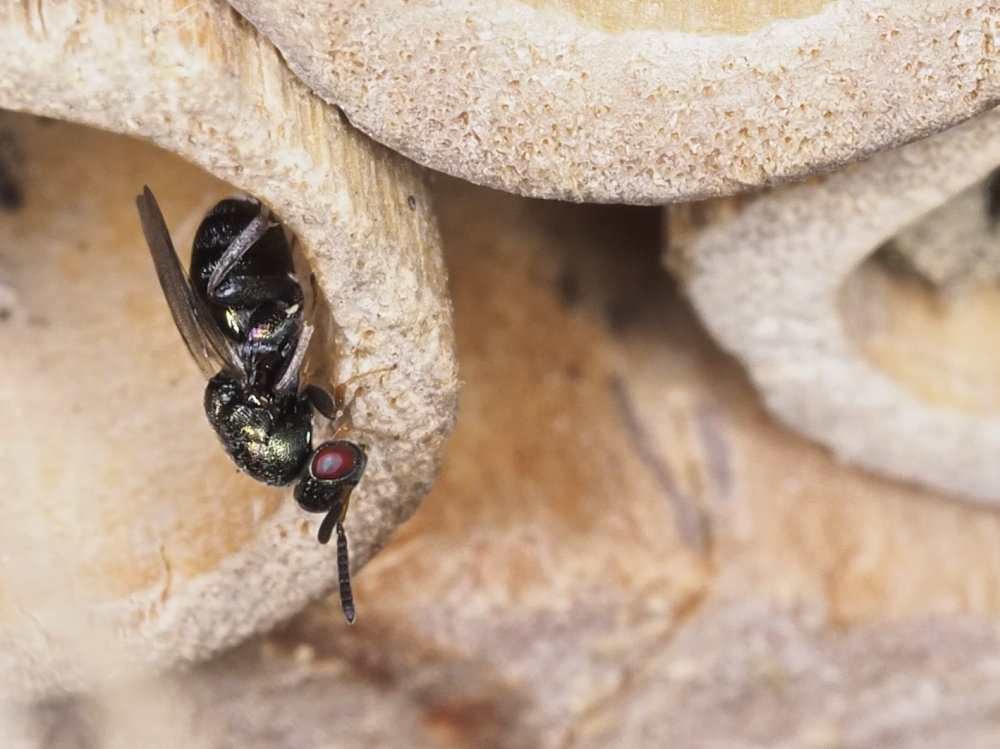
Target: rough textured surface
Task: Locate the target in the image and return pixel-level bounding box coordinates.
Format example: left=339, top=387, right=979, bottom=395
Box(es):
left=888, top=170, right=1000, bottom=288
left=7, top=175, right=1000, bottom=746
left=230, top=0, right=999, bottom=202
left=521, top=0, right=831, bottom=34
left=0, top=0, right=456, bottom=696
left=675, top=107, right=1000, bottom=504
left=9, top=602, right=1000, bottom=749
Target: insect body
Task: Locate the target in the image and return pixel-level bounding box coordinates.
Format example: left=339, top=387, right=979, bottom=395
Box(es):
left=136, top=187, right=365, bottom=622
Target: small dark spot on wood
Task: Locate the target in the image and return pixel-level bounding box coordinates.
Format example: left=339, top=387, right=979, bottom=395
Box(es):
left=556, top=270, right=580, bottom=307
left=987, top=167, right=1000, bottom=227
left=0, top=127, right=23, bottom=211
left=605, top=299, right=640, bottom=334
left=564, top=363, right=581, bottom=380
left=32, top=698, right=97, bottom=749
left=0, top=159, right=22, bottom=212
left=407, top=195, right=417, bottom=210
left=424, top=698, right=514, bottom=748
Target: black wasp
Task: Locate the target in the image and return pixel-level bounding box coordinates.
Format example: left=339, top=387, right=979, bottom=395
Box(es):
left=136, top=186, right=365, bottom=623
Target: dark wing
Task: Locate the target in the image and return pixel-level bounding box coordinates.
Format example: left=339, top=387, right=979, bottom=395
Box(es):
left=136, top=186, right=246, bottom=382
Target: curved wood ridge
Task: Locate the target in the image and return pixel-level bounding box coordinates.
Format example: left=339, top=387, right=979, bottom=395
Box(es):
left=0, top=0, right=457, bottom=695
left=675, top=109, right=1000, bottom=504
left=230, top=0, right=998, bottom=202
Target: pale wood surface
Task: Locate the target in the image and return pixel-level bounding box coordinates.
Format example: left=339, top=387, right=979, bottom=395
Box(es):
left=0, top=0, right=456, bottom=695
left=675, top=108, right=1000, bottom=505
left=6, top=174, right=1000, bottom=747
left=2, top=0, right=1000, bottom=742
left=230, top=0, right=999, bottom=201
left=522, top=0, right=831, bottom=34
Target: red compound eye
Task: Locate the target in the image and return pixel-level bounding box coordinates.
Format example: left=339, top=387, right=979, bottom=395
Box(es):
left=311, top=442, right=359, bottom=480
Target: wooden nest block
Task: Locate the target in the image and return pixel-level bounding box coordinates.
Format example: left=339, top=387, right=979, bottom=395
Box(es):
left=672, top=108, right=1000, bottom=504
left=229, top=0, right=999, bottom=202
left=0, top=0, right=457, bottom=695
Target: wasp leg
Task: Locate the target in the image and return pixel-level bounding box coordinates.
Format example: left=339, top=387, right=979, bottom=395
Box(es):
left=321, top=364, right=401, bottom=434
left=273, top=323, right=313, bottom=395
left=207, top=210, right=270, bottom=296
left=304, top=384, right=338, bottom=420
left=331, top=365, right=399, bottom=410
left=306, top=365, right=402, bottom=440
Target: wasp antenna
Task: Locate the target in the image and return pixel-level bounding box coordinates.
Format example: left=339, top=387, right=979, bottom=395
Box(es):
left=317, top=505, right=338, bottom=545
left=336, top=523, right=356, bottom=624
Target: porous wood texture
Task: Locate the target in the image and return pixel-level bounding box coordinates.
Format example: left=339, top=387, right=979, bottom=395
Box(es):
left=674, top=107, right=1000, bottom=504
left=230, top=0, right=999, bottom=202
left=7, top=176, right=1000, bottom=748
left=0, top=0, right=455, bottom=695
left=887, top=171, right=1000, bottom=288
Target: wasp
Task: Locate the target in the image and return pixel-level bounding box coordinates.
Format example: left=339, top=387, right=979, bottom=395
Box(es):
left=136, top=186, right=365, bottom=622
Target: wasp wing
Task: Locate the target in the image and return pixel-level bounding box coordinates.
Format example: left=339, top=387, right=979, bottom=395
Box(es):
left=136, top=186, right=246, bottom=383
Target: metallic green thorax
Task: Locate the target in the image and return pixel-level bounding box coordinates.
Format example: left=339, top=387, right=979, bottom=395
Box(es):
left=205, top=373, right=312, bottom=486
